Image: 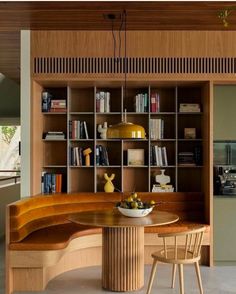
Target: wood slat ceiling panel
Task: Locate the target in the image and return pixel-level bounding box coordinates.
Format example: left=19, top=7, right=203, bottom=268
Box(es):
left=0, top=1, right=235, bottom=82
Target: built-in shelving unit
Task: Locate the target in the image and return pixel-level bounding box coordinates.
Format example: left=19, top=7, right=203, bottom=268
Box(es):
left=31, top=81, right=209, bottom=195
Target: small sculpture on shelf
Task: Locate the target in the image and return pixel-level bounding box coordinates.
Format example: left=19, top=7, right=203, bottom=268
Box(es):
left=104, top=173, right=115, bottom=193
left=98, top=122, right=108, bottom=139
left=83, top=148, right=92, bottom=166
left=152, top=169, right=174, bottom=192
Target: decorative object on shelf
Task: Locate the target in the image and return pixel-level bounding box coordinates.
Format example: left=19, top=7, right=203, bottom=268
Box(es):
left=127, top=149, right=145, bottom=166
left=184, top=128, right=196, bottom=139
left=83, top=148, right=92, bottom=166
left=98, top=122, right=108, bottom=139
left=104, top=173, right=115, bottom=192
left=107, top=110, right=146, bottom=139
left=179, top=103, right=200, bottom=112
left=152, top=169, right=174, bottom=192
left=116, top=192, right=156, bottom=217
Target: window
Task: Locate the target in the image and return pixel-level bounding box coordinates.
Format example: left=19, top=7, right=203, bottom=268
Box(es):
left=0, top=125, right=20, bottom=186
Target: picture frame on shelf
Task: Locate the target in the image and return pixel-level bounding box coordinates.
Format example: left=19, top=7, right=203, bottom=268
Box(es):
left=184, top=128, right=196, bottom=139
left=127, top=149, right=145, bottom=166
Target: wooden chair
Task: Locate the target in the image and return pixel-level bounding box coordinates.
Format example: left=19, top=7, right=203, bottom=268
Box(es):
left=146, top=226, right=206, bottom=294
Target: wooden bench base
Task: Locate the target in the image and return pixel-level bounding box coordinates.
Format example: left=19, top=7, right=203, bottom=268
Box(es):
left=8, top=229, right=210, bottom=293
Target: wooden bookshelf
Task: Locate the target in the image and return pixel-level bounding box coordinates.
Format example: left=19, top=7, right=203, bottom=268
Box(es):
left=31, top=81, right=210, bottom=195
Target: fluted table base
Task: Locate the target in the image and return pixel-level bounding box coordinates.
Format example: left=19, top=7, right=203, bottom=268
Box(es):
left=102, top=227, right=144, bottom=291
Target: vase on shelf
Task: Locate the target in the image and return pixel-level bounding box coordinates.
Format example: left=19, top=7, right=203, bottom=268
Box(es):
left=104, top=173, right=115, bottom=193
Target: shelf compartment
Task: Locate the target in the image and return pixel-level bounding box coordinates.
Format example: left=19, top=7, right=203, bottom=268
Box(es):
left=124, top=87, right=149, bottom=112
left=178, top=168, right=203, bottom=192
left=96, top=167, right=121, bottom=192
left=150, top=167, right=176, bottom=192
left=150, top=114, right=176, bottom=139
left=70, top=87, right=94, bottom=112
left=42, top=167, right=67, bottom=194
left=150, top=86, right=176, bottom=112
left=178, top=114, right=202, bottom=139
left=43, top=114, right=67, bottom=134
left=70, top=141, right=94, bottom=166
left=177, top=86, right=203, bottom=107
left=96, top=87, right=122, bottom=112
left=151, top=141, right=176, bottom=166
left=96, top=141, right=121, bottom=166
left=96, top=114, right=122, bottom=138
left=123, top=167, right=148, bottom=192
left=43, top=141, right=67, bottom=166
left=123, top=141, right=149, bottom=166
left=69, top=113, right=94, bottom=139
left=70, top=168, right=95, bottom=192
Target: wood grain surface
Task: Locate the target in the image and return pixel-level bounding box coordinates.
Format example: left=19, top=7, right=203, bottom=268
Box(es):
left=69, top=209, right=179, bottom=228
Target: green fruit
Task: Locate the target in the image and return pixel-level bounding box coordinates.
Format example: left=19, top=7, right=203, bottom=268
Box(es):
left=131, top=201, right=138, bottom=209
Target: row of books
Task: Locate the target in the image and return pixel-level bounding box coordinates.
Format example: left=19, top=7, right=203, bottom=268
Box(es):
left=96, top=145, right=109, bottom=166
left=134, top=93, right=148, bottom=112
left=178, top=146, right=202, bottom=165
left=150, top=93, right=160, bottom=112
left=96, top=91, right=110, bottom=113
left=70, top=147, right=90, bottom=166
left=42, top=91, right=67, bottom=112
left=69, top=120, right=89, bottom=139
left=150, top=118, right=164, bottom=140
left=150, top=145, right=168, bottom=166
left=41, top=172, right=63, bottom=193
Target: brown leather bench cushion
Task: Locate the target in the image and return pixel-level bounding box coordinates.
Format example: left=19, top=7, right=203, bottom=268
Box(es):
left=9, top=221, right=209, bottom=251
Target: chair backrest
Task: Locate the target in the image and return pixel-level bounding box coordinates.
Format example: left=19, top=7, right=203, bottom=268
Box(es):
left=158, top=226, right=206, bottom=262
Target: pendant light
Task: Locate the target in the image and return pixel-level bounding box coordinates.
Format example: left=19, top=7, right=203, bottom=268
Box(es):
left=107, top=10, right=146, bottom=139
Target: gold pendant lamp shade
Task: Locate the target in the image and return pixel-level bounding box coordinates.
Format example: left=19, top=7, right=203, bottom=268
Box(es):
left=107, top=121, right=146, bottom=139
left=107, top=111, right=146, bottom=139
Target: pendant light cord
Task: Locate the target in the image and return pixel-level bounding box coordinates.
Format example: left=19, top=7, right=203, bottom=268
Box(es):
left=124, top=10, right=127, bottom=107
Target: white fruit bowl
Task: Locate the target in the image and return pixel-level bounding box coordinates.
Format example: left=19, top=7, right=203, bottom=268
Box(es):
left=117, top=206, right=153, bottom=218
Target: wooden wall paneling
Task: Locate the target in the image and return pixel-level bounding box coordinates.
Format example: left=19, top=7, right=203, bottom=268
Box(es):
left=31, top=31, right=236, bottom=58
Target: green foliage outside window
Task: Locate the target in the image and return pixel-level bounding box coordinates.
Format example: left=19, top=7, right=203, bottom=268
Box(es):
left=1, top=126, right=17, bottom=144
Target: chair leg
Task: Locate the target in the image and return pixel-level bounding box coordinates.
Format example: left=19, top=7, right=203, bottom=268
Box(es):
left=146, top=259, right=158, bottom=294
left=195, top=262, right=203, bottom=294
left=178, top=264, right=184, bottom=294
left=171, top=264, right=177, bottom=288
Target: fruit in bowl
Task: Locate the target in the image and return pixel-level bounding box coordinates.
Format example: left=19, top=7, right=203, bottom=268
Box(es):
left=116, top=193, right=156, bottom=218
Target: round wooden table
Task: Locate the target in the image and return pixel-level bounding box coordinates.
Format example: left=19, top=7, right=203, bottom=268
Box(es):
left=69, top=209, right=179, bottom=292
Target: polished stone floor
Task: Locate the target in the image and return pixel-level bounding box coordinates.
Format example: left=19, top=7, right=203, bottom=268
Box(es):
left=1, top=240, right=236, bottom=294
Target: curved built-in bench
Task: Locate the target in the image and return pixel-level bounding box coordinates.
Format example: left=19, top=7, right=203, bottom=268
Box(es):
left=6, top=192, right=210, bottom=294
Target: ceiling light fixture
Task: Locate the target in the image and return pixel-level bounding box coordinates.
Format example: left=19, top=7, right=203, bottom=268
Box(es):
left=107, top=10, right=146, bottom=139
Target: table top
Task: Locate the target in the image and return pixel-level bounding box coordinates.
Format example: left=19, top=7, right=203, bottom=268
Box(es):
left=68, top=209, right=179, bottom=228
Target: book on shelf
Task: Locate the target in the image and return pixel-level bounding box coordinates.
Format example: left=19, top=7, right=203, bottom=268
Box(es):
left=134, top=93, right=148, bottom=112
left=150, top=118, right=164, bottom=140
left=151, top=145, right=168, bottom=166
left=44, top=131, right=66, bottom=140
left=179, top=103, right=200, bottom=112
left=41, top=91, right=67, bottom=113
left=70, top=146, right=84, bottom=166
left=150, top=92, right=160, bottom=112
left=69, top=120, right=89, bottom=139
left=178, top=151, right=195, bottom=165
left=42, top=172, right=62, bottom=194
left=96, top=91, right=111, bottom=113
left=96, top=145, right=109, bottom=166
